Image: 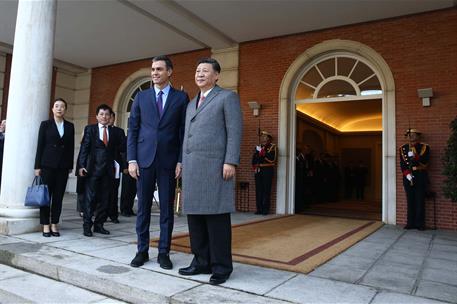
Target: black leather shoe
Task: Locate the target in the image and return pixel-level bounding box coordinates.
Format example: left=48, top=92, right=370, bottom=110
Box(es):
left=418, top=227, right=426, bottom=231
left=178, top=265, right=212, bottom=276
left=42, top=232, right=51, bottom=237
left=157, top=253, right=173, bottom=270
left=209, top=273, right=230, bottom=285
left=94, top=226, right=110, bottom=235
left=130, top=252, right=149, bottom=267
left=404, top=225, right=414, bottom=230
left=51, top=231, right=60, bottom=237
left=121, top=212, right=131, bottom=217
left=111, top=218, right=120, bottom=224
left=83, top=228, right=93, bottom=237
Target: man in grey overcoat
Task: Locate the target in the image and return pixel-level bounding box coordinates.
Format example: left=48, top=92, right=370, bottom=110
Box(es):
left=178, top=58, right=242, bottom=285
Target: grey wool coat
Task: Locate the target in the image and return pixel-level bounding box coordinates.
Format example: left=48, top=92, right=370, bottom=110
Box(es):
left=182, top=85, right=243, bottom=214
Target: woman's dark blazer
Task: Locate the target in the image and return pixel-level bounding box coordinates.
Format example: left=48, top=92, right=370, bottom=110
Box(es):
left=34, top=119, right=75, bottom=170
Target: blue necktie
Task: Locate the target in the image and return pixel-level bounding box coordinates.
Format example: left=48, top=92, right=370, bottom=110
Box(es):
left=157, top=91, right=164, bottom=116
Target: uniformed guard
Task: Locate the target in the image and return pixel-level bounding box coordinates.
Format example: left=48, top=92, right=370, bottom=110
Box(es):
left=399, top=128, right=430, bottom=230
left=252, top=131, right=277, bottom=215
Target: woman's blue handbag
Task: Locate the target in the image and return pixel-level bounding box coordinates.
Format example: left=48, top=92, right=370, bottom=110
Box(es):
left=24, top=176, right=50, bottom=207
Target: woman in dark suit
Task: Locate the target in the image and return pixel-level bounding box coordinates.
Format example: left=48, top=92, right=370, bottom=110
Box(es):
left=34, top=98, right=75, bottom=237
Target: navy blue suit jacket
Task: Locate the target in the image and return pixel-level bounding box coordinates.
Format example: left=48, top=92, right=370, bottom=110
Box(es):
left=127, top=87, right=188, bottom=169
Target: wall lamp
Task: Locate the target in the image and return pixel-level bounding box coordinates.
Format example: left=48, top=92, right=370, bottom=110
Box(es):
left=418, top=88, right=433, bottom=107
left=248, top=101, right=261, bottom=116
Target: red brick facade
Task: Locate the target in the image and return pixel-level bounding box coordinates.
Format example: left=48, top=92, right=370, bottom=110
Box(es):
left=237, top=8, right=457, bottom=229
left=2, top=8, right=452, bottom=229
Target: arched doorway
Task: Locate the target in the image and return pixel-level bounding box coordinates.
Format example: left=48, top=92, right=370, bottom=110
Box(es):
left=294, top=54, right=382, bottom=219
left=278, top=40, right=396, bottom=224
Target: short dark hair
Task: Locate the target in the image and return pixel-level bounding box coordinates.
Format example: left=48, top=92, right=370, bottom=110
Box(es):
left=111, top=111, right=116, bottom=118
left=96, top=104, right=112, bottom=115
left=152, top=55, right=173, bottom=70
left=54, top=98, right=67, bottom=109
left=197, top=57, right=221, bottom=73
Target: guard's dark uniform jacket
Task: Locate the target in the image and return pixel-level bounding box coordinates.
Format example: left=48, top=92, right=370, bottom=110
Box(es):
left=252, top=142, right=277, bottom=214
left=399, top=141, right=430, bottom=229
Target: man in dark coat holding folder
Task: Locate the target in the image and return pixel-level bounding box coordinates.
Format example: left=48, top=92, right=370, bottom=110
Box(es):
left=78, top=104, right=124, bottom=237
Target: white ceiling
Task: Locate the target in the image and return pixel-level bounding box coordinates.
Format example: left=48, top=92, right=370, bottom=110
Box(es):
left=0, top=0, right=454, bottom=68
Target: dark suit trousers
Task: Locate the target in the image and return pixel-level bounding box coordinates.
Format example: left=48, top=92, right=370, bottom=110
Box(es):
left=120, top=173, right=137, bottom=213
left=39, top=168, right=69, bottom=225
left=404, top=171, right=427, bottom=229
left=83, top=174, right=112, bottom=228
left=108, top=178, right=121, bottom=220
left=136, top=164, right=175, bottom=253
left=255, top=167, right=274, bottom=214
left=188, top=213, right=233, bottom=276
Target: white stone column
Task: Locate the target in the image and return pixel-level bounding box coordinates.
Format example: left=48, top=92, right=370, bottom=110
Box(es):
left=0, top=0, right=57, bottom=234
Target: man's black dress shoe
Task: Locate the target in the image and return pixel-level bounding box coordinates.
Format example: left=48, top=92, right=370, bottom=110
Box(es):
left=110, top=218, right=120, bottom=224
left=42, top=232, right=51, bottom=237
left=120, top=212, right=131, bottom=217
left=157, top=253, right=173, bottom=270
left=130, top=252, right=149, bottom=267
left=209, top=273, right=230, bottom=285
left=178, top=265, right=212, bottom=276
left=83, top=228, right=93, bottom=237
left=94, top=226, right=110, bottom=235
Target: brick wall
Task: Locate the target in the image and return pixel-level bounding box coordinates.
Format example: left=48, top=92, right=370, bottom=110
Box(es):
left=238, top=8, right=457, bottom=229
left=86, top=9, right=457, bottom=229
left=89, top=49, right=211, bottom=123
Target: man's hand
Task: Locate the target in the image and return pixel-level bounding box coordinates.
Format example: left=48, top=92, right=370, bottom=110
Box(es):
left=79, top=168, right=88, bottom=177
left=175, top=163, right=182, bottom=179
left=129, top=162, right=140, bottom=180
left=223, top=164, right=236, bottom=180
left=34, top=169, right=41, bottom=176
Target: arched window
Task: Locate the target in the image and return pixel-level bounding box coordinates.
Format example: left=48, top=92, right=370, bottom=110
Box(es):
left=126, top=80, right=151, bottom=113
left=295, top=56, right=382, bottom=101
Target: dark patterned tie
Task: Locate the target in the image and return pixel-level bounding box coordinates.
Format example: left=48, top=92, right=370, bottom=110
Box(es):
left=157, top=91, right=164, bottom=116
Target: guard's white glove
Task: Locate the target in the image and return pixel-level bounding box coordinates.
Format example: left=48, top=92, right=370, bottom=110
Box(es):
left=407, top=151, right=414, bottom=157
left=406, top=174, right=413, bottom=182
left=256, top=145, right=261, bottom=152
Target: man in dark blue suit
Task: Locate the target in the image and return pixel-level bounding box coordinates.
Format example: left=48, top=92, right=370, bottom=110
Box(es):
left=127, top=55, right=188, bottom=269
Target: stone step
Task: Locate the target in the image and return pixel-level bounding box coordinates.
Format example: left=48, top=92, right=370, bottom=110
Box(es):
left=0, top=263, right=125, bottom=303
left=0, top=236, right=291, bottom=304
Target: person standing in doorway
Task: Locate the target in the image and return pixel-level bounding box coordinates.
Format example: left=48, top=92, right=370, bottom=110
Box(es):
left=178, top=58, right=242, bottom=286
left=252, top=131, right=277, bottom=215
left=400, top=129, right=430, bottom=230
left=34, top=98, right=75, bottom=237
left=128, top=55, right=188, bottom=269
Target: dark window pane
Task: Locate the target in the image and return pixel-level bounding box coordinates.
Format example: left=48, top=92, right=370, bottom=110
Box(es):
left=350, top=62, right=374, bottom=84
left=317, top=58, right=335, bottom=78
left=295, top=82, right=314, bottom=100
left=302, top=66, right=323, bottom=87
left=317, top=80, right=356, bottom=98
left=337, top=57, right=356, bottom=77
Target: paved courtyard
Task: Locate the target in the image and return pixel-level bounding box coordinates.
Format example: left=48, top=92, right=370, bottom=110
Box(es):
left=0, top=194, right=456, bottom=303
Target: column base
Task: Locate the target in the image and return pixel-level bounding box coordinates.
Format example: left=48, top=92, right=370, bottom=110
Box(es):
left=0, top=218, right=40, bottom=235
